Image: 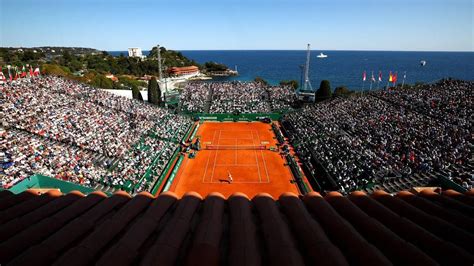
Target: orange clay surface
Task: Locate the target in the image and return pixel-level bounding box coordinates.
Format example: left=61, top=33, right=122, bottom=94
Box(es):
left=170, top=122, right=299, bottom=198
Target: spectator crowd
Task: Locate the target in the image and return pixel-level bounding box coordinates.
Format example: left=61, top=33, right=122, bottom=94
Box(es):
left=1, top=77, right=192, bottom=193
left=180, top=81, right=296, bottom=113
left=2, top=76, right=471, bottom=195
left=281, top=79, right=473, bottom=193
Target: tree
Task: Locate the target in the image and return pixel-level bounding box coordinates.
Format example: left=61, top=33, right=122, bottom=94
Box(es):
left=147, top=77, right=160, bottom=104
left=315, top=80, right=332, bottom=101
left=132, top=85, right=143, bottom=101
left=333, top=86, right=352, bottom=96
left=254, top=76, right=269, bottom=86
left=279, top=80, right=299, bottom=90
left=157, top=83, right=162, bottom=104
left=41, top=63, right=71, bottom=77
left=90, top=74, right=113, bottom=89
left=204, top=61, right=227, bottom=72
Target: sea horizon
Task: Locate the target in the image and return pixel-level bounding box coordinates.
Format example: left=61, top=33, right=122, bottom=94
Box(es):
left=108, top=50, right=474, bottom=90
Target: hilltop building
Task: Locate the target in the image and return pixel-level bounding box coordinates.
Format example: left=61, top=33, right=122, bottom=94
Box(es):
left=168, top=66, right=200, bottom=77
left=128, top=48, right=146, bottom=59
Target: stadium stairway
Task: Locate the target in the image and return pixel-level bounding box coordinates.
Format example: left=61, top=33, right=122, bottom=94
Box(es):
left=204, top=84, right=214, bottom=113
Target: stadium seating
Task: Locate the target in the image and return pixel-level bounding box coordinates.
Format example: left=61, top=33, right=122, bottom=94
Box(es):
left=281, top=79, right=473, bottom=194
left=1, top=77, right=192, bottom=194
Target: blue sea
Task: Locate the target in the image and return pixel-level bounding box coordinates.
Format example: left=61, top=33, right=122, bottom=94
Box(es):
left=109, top=50, right=474, bottom=90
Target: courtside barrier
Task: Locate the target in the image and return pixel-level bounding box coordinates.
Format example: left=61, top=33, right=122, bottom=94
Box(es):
left=190, top=113, right=282, bottom=121
left=272, top=123, right=285, bottom=144
left=189, top=123, right=200, bottom=140
left=150, top=148, right=181, bottom=194
left=285, top=154, right=310, bottom=194
left=163, top=155, right=185, bottom=191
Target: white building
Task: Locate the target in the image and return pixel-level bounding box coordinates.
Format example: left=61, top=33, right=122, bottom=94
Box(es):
left=128, top=48, right=146, bottom=59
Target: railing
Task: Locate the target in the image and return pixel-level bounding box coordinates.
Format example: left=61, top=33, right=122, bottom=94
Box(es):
left=285, top=154, right=310, bottom=194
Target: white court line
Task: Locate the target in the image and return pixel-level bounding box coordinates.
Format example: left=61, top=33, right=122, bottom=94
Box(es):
left=202, top=129, right=218, bottom=183
left=218, top=130, right=255, bottom=132
left=234, top=138, right=237, bottom=165
left=256, top=130, right=270, bottom=182
left=203, top=181, right=270, bottom=184
left=251, top=130, right=262, bottom=183
left=209, top=130, right=222, bottom=182
left=215, top=164, right=258, bottom=167
left=218, top=138, right=254, bottom=140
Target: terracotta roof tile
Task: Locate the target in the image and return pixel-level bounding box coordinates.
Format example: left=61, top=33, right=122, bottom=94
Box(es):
left=54, top=192, right=153, bottom=265
left=372, top=190, right=474, bottom=254
left=303, top=192, right=391, bottom=265
left=227, top=192, right=261, bottom=266
left=0, top=190, right=14, bottom=199
left=279, top=192, right=348, bottom=266
left=349, top=191, right=474, bottom=265
left=185, top=192, right=225, bottom=266
left=0, top=191, right=106, bottom=263
left=0, top=191, right=82, bottom=242
left=0, top=190, right=39, bottom=211
left=326, top=192, right=438, bottom=265
left=396, top=190, right=474, bottom=232
left=97, top=191, right=178, bottom=266
left=253, top=193, right=305, bottom=266
left=418, top=189, right=474, bottom=218
left=0, top=189, right=473, bottom=265
left=140, top=192, right=202, bottom=266
left=442, top=189, right=474, bottom=206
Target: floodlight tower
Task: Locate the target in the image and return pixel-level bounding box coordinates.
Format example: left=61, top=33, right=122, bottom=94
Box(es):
left=157, top=44, right=163, bottom=80
left=302, top=43, right=313, bottom=91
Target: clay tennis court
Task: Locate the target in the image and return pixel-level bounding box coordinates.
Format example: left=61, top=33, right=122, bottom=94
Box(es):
left=170, top=121, right=299, bottom=198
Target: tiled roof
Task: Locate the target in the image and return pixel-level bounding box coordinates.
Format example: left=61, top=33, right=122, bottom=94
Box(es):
left=0, top=189, right=473, bottom=265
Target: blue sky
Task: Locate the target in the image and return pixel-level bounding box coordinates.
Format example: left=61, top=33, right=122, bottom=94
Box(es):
left=1, top=0, right=472, bottom=51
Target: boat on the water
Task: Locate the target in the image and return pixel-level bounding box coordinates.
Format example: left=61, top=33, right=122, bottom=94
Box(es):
left=317, top=52, right=328, bottom=58
left=420, top=60, right=427, bottom=66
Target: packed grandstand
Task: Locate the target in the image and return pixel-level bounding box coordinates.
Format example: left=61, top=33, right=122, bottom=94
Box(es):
left=281, top=79, right=473, bottom=193
left=2, top=77, right=192, bottom=193
left=1, top=77, right=473, bottom=195
left=179, top=81, right=296, bottom=114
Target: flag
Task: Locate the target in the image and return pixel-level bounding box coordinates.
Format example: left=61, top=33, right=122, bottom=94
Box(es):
left=378, top=71, right=382, bottom=82
left=14, top=66, right=19, bottom=80
left=393, top=72, right=398, bottom=83
left=362, top=71, right=366, bottom=81
left=0, top=67, right=6, bottom=82
left=371, top=71, right=376, bottom=82
left=34, top=67, right=40, bottom=76
left=21, top=65, right=27, bottom=78
left=403, top=72, right=406, bottom=79
left=7, top=66, right=12, bottom=82
left=29, top=65, right=34, bottom=77
left=388, top=71, right=393, bottom=82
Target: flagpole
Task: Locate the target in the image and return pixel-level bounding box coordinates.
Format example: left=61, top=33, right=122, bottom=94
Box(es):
left=401, top=71, right=406, bottom=89
left=361, top=71, right=366, bottom=94
left=393, top=71, right=397, bottom=87
left=377, top=71, right=381, bottom=90
left=369, top=71, right=373, bottom=91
